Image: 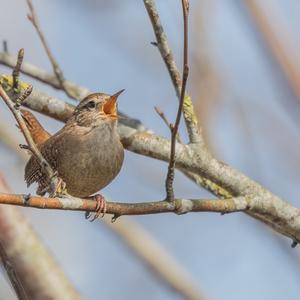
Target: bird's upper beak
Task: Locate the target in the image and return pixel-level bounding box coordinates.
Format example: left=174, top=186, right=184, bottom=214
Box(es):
left=103, top=89, right=125, bottom=118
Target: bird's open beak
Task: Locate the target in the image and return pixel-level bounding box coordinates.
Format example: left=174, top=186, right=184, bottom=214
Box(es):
left=103, top=89, right=125, bottom=117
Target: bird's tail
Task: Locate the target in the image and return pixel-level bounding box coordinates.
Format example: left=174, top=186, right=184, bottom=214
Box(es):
left=20, top=109, right=51, bottom=145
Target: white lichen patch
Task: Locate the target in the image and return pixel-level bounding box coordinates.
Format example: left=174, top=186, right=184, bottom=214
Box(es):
left=177, top=199, right=193, bottom=214
left=60, top=197, right=83, bottom=209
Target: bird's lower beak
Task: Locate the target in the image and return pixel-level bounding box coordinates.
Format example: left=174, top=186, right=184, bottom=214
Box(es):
left=103, top=89, right=125, bottom=117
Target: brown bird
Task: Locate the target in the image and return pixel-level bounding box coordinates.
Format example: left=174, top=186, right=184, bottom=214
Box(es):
left=23, top=90, right=125, bottom=218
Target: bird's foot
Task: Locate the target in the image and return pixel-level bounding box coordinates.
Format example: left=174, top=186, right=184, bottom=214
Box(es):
left=85, top=194, right=106, bottom=222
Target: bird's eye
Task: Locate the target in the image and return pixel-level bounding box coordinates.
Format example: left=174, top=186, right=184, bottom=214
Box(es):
left=85, top=101, right=96, bottom=109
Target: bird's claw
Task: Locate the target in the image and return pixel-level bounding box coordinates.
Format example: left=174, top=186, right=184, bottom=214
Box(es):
left=85, top=194, right=106, bottom=222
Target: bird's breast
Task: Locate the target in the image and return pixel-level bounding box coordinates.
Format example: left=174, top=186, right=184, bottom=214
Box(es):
left=55, top=124, right=124, bottom=197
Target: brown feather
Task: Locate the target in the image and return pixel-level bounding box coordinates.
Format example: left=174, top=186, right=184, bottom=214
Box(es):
left=20, top=109, right=51, bottom=145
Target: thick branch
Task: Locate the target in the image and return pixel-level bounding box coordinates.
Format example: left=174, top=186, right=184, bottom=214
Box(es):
left=1, top=67, right=299, bottom=244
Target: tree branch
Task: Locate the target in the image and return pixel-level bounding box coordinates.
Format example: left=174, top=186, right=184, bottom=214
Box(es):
left=12, top=48, right=23, bottom=92
left=154, top=106, right=182, bottom=143
left=0, top=78, right=299, bottom=246
left=1, top=190, right=299, bottom=247
left=0, top=51, right=89, bottom=98
left=0, top=193, right=249, bottom=215
left=26, top=0, right=77, bottom=99
left=0, top=52, right=144, bottom=131
left=0, top=54, right=227, bottom=197
left=0, top=12, right=299, bottom=245
left=1, top=72, right=299, bottom=245
left=165, top=0, right=190, bottom=201
left=143, top=0, right=201, bottom=143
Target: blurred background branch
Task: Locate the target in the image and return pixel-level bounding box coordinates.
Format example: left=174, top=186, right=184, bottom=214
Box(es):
left=0, top=175, right=82, bottom=300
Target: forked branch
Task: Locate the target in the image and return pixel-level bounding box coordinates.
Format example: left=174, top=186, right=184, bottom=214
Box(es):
left=144, top=0, right=201, bottom=143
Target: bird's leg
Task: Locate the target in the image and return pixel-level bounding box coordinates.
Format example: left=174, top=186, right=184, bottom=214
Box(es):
left=85, top=194, right=106, bottom=222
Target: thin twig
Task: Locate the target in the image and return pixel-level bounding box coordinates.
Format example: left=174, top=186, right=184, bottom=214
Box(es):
left=15, top=84, right=33, bottom=109
left=0, top=193, right=249, bottom=215
left=165, top=0, right=189, bottom=201
left=12, top=48, right=24, bottom=92
left=3, top=40, right=8, bottom=53
left=143, top=0, right=201, bottom=143
left=154, top=106, right=182, bottom=143
left=26, top=0, right=77, bottom=99
left=0, top=83, right=58, bottom=196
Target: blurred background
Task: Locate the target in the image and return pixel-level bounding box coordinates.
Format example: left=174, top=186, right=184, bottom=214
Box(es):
left=1, top=0, right=300, bottom=299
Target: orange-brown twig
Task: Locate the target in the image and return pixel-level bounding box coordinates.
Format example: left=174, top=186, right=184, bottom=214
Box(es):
left=0, top=193, right=249, bottom=216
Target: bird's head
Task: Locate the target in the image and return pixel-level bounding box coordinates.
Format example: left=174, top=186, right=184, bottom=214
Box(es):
left=74, top=89, right=124, bottom=126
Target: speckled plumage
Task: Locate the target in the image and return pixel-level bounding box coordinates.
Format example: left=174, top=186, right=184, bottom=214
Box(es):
left=24, top=92, right=124, bottom=197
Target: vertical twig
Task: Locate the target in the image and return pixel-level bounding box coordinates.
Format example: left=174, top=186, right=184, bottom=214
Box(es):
left=12, top=48, right=24, bottom=92
left=165, top=0, right=189, bottom=201
left=26, top=0, right=77, bottom=99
